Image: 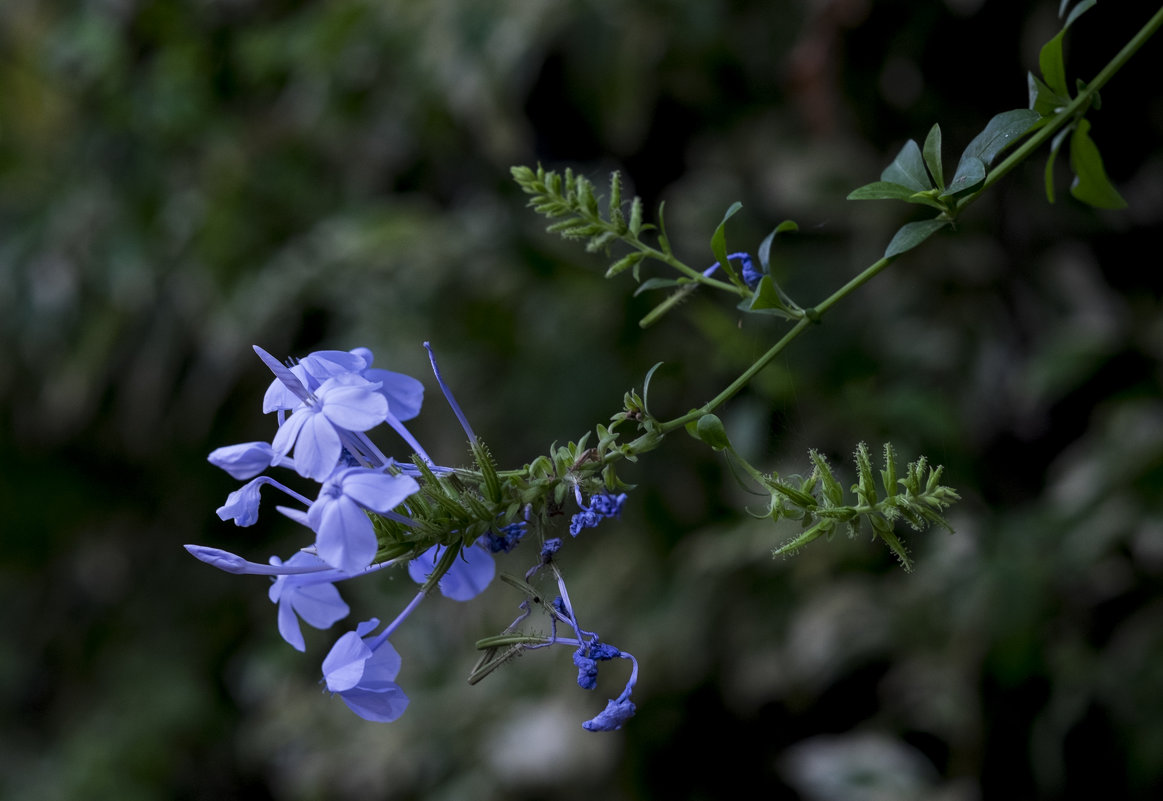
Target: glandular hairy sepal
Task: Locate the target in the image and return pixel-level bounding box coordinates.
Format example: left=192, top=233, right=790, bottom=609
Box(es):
left=767, top=442, right=960, bottom=571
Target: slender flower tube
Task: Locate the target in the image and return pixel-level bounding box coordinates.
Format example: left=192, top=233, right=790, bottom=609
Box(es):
left=423, top=341, right=476, bottom=442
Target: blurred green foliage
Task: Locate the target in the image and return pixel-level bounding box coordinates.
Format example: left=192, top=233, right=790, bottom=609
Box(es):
left=2, top=1, right=1162, bottom=799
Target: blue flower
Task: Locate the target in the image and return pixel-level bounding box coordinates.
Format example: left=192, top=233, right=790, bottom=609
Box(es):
left=322, top=618, right=409, bottom=722
left=483, top=521, right=527, bottom=553
left=582, top=697, right=637, bottom=732
left=269, top=552, right=351, bottom=652
left=408, top=542, right=496, bottom=601
left=569, top=491, right=628, bottom=536
left=215, top=476, right=313, bottom=527
left=308, top=467, right=420, bottom=572
left=350, top=347, right=425, bottom=422
left=271, top=375, right=391, bottom=481
left=207, top=441, right=282, bottom=480
left=703, top=251, right=762, bottom=290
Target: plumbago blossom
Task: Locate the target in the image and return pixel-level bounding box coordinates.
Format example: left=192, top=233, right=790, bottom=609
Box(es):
left=187, top=342, right=639, bottom=730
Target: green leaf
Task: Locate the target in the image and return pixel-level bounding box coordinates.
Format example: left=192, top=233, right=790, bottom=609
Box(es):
left=1069, top=118, right=1127, bottom=209
left=880, top=139, right=932, bottom=192
left=923, top=124, right=945, bottom=190
left=757, top=220, right=798, bottom=271
left=641, top=362, right=664, bottom=418
left=633, top=276, right=683, bottom=295
left=947, top=109, right=1041, bottom=196
left=693, top=413, right=731, bottom=451
left=1028, top=72, right=1068, bottom=116
left=1039, top=29, right=1069, bottom=98
left=963, top=109, right=1041, bottom=166
left=710, top=201, right=744, bottom=284
left=847, top=181, right=920, bottom=201
left=742, top=275, right=800, bottom=319
left=656, top=201, right=672, bottom=258
left=884, top=219, right=950, bottom=259
left=1043, top=124, right=1074, bottom=204
left=945, top=155, right=985, bottom=196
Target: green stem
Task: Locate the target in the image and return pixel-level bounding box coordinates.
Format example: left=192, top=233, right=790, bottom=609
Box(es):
left=961, top=5, right=1163, bottom=205
left=659, top=7, right=1163, bottom=432
left=631, top=240, right=741, bottom=294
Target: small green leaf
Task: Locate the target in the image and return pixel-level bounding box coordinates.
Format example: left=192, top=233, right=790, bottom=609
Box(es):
left=693, top=413, right=731, bottom=451
left=1028, top=72, right=1068, bottom=116
left=884, top=219, right=950, bottom=259
left=710, top=201, right=744, bottom=284
left=1039, top=29, right=1069, bottom=98
left=945, top=155, right=985, bottom=196
left=757, top=220, right=798, bottom=271
left=880, top=139, right=932, bottom=192
left=633, top=276, right=684, bottom=295
left=641, top=362, right=665, bottom=418
left=1043, top=124, right=1074, bottom=204
left=947, top=108, right=1041, bottom=196
left=963, top=109, right=1041, bottom=166
left=848, top=181, right=920, bottom=201
left=923, top=124, right=945, bottom=190
left=741, top=275, right=800, bottom=319
left=1069, top=118, right=1127, bottom=209
left=656, top=201, right=672, bottom=258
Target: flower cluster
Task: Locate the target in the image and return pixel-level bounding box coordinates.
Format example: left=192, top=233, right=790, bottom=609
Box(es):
left=187, top=344, right=496, bottom=722
left=187, top=343, right=637, bottom=730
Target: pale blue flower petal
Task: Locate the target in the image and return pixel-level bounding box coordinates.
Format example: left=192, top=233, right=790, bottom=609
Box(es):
left=287, top=408, right=343, bottom=481
left=318, top=378, right=389, bottom=432
left=322, top=630, right=372, bottom=692
left=216, top=478, right=267, bottom=526
left=338, top=469, right=419, bottom=513
left=408, top=544, right=495, bottom=601
left=262, top=363, right=310, bottom=413
left=277, top=595, right=307, bottom=652
left=359, top=639, right=402, bottom=683
left=299, top=350, right=367, bottom=384
left=311, top=495, right=378, bottom=572
left=338, top=685, right=409, bottom=722
left=364, top=368, right=424, bottom=421
left=291, top=582, right=350, bottom=629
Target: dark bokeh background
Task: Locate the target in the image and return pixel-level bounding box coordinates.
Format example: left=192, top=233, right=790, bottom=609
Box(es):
left=3, top=1, right=1162, bottom=799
